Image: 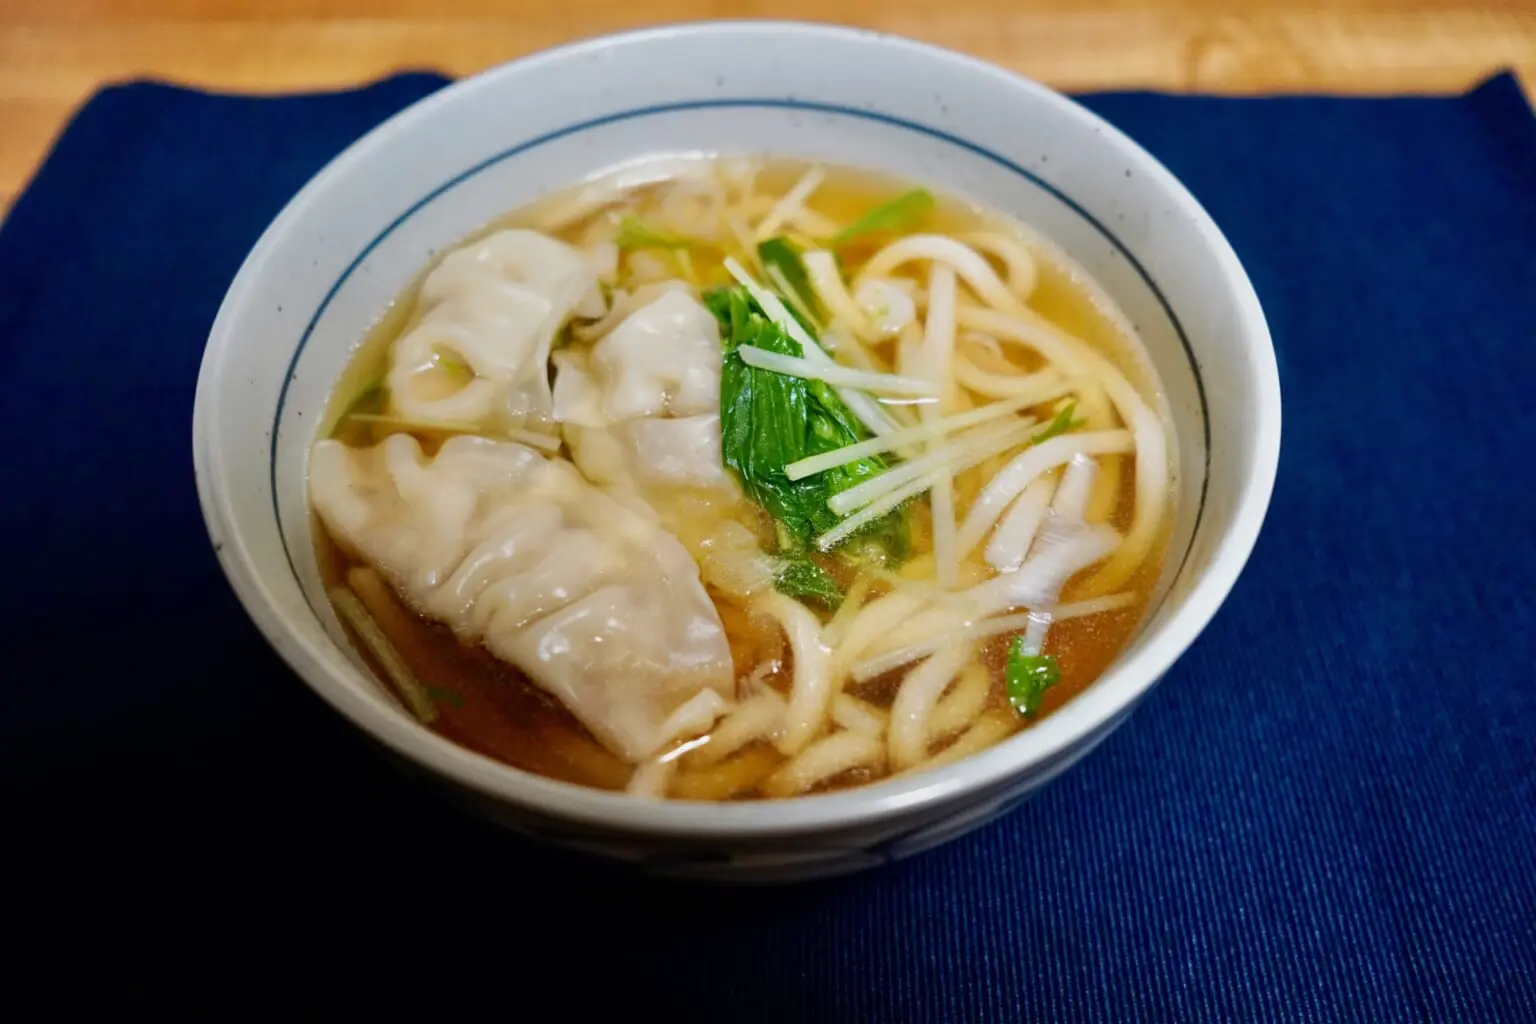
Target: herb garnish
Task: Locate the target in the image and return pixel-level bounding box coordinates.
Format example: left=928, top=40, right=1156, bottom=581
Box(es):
left=1006, top=636, right=1061, bottom=717
left=831, top=188, right=936, bottom=245
left=615, top=216, right=690, bottom=251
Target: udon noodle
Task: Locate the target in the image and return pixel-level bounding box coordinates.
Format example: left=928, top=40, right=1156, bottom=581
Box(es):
left=309, top=157, right=1176, bottom=801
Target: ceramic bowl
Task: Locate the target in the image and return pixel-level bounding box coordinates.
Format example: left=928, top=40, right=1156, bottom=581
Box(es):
left=193, top=20, right=1280, bottom=882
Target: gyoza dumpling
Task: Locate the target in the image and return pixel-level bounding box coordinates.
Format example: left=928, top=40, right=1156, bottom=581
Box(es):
left=309, top=433, right=734, bottom=762
left=553, top=288, right=722, bottom=426
left=564, top=415, right=727, bottom=491
left=552, top=289, right=733, bottom=491
left=386, top=229, right=602, bottom=432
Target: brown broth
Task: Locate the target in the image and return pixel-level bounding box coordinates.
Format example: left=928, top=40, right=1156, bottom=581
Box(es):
left=313, top=156, right=1174, bottom=799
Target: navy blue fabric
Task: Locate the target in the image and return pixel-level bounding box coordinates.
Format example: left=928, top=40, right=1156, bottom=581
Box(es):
left=3, top=72, right=1533, bottom=1018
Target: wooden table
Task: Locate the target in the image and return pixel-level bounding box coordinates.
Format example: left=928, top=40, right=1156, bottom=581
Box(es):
left=3, top=1, right=1534, bottom=212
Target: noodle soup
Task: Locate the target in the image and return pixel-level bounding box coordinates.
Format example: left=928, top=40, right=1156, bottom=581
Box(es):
left=309, top=157, right=1176, bottom=801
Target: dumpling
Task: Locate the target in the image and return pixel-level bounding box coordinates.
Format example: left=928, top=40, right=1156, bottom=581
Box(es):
left=564, top=415, right=728, bottom=491
left=552, top=289, right=732, bottom=490
left=553, top=288, right=722, bottom=426
left=386, top=229, right=601, bottom=431
left=310, top=433, right=734, bottom=762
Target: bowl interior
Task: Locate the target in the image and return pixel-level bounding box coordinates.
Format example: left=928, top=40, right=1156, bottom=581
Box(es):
left=194, top=22, right=1277, bottom=836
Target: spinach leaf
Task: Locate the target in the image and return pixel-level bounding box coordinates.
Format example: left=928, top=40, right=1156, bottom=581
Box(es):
left=1006, top=637, right=1061, bottom=717
left=775, top=556, right=845, bottom=611
left=707, top=285, right=908, bottom=562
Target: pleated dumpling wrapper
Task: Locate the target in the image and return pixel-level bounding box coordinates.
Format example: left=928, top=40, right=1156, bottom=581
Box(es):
left=310, top=434, right=734, bottom=763
left=385, top=229, right=602, bottom=433
left=552, top=288, right=733, bottom=491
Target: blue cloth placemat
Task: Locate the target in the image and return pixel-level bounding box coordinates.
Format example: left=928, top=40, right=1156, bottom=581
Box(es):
left=3, top=71, right=1533, bottom=1018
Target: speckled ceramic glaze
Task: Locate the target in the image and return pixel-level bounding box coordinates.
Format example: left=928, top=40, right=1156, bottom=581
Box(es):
left=193, top=21, right=1280, bottom=882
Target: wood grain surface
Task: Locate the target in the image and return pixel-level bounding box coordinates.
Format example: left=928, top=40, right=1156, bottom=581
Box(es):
left=3, top=2, right=1534, bottom=211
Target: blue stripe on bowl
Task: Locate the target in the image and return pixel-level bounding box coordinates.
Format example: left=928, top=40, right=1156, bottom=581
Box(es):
left=268, top=98, right=1210, bottom=623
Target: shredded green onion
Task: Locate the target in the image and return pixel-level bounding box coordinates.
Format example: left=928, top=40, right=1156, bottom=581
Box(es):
left=831, top=188, right=936, bottom=245
left=1006, top=636, right=1061, bottom=718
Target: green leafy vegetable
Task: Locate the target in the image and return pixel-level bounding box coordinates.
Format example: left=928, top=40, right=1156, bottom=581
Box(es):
left=707, top=285, right=908, bottom=565
left=831, top=188, right=936, bottom=245
left=1006, top=637, right=1061, bottom=717
left=757, top=237, right=822, bottom=328
left=775, top=556, right=844, bottom=611
left=423, top=684, right=465, bottom=709
left=615, top=216, right=690, bottom=251
left=1033, top=401, right=1084, bottom=444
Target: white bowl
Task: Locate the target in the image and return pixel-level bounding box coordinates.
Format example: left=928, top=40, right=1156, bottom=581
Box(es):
left=193, top=21, right=1280, bottom=882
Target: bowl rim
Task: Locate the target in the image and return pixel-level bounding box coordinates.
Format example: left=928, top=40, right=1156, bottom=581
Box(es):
left=193, top=19, right=1281, bottom=839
